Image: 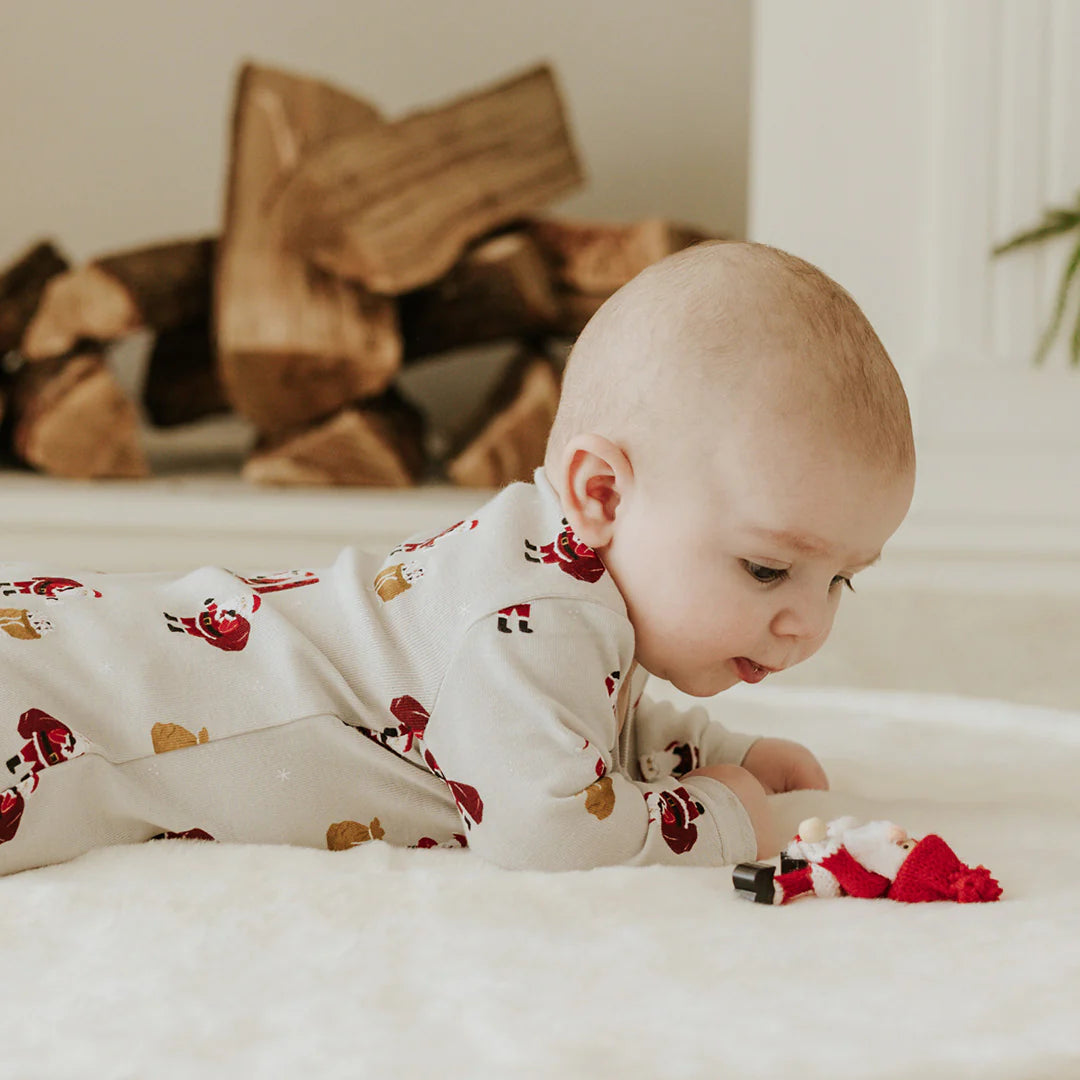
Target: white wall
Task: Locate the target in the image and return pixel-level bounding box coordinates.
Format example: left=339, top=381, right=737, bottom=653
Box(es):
left=749, top=0, right=1080, bottom=710
left=750, top=0, right=1080, bottom=558
left=0, top=1, right=751, bottom=261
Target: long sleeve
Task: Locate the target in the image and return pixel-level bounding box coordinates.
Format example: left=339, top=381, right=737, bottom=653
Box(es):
left=420, top=597, right=757, bottom=870
left=631, top=695, right=760, bottom=782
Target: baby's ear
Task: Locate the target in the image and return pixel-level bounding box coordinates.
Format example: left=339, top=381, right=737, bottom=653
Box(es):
left=558, top=434, right=632, bottom=550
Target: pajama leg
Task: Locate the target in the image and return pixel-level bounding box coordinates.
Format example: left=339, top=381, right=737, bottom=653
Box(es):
left=0, top=712, right=464, bottom=875
left=0, top=753, right=158, bottom=875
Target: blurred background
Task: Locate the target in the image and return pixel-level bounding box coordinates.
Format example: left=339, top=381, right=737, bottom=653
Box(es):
left=0, top=0, right=750, bottom=256
left=2, top=0, right=1078, bottom=708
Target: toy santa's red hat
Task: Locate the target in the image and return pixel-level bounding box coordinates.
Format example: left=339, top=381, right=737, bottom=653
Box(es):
left=887, top=833, right=1002, bottom=903
left=733, top=816, right=1003, bottom=906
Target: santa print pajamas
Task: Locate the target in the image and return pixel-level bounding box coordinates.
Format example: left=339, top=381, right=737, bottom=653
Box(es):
left=0, top=469, right=758, bottom=876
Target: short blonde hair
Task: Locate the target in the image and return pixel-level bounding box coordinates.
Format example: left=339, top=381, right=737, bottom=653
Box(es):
left=545, top=240, right=914, bottom=479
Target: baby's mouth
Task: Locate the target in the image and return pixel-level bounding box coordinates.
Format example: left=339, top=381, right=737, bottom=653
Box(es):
left=733, top=657, right=776, bottom=684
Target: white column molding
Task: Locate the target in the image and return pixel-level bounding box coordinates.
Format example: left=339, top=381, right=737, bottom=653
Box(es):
left=750, top=0, right=1080, bottom=552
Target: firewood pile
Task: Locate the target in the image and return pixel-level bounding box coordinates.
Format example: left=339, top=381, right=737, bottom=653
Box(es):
left=0, top=61, right=714, bottom=487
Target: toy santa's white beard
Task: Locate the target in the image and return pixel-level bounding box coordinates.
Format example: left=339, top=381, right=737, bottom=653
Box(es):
left=784, top=815, right=856, bottom=864
left=842, top=820, right=911, bottom=880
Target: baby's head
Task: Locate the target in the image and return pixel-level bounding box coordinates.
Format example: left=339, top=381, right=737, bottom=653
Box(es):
left=544, top=241, right=915, bottom=696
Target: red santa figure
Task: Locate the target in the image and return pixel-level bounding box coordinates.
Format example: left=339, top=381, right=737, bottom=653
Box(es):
left=163, top=593, right=262, bottom=652
left=734, top=816, right=1002, bottom=905
left=5, top=707, right=85, bottom=790
left=0, top=576, right=102, bottom=601
left=647, top=786, right=705, bottom=855
left=391, top=518, right=479, bottom=556
left=639, top=740, right=701, bottom=782
left=2, top=708, right=87, bottom=845
left=0, top=786, right=28, bottom=845
left=385, top=695, right=430, bottom=753
left=238, top=570, right=320, bottom=594
left=412, top=834, right=468, bottom=850
left=524, top=520, right=607, bottom=583
left=422, top=749, right=484, bottom=829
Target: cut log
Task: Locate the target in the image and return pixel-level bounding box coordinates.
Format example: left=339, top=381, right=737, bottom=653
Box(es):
left=400, top=231, right=560, bottom=360
left=446, top=351, right=561, bottom=488
left=0, top=241, right=69, bottom=353
left=277, top=64, right=584, bottom=294
left=143, top=319, right=230, bottom=427
left=8, top=353, right=148, bottom=478
left=21, top=237, right=215, bottom=359
left=549, top=290, right=606, bottom=339
left=243, top=389, right=426, bottom=487
left=95, top=237, right=215, bottom=330
left=216, top=62, right=401, bottom=432
left=20, top=265, right=139, bottom=359
left=527, top=217, right=712, bottom=296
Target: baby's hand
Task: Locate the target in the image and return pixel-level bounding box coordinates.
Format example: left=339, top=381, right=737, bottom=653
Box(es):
left=740, top=738, right=829, bottom=796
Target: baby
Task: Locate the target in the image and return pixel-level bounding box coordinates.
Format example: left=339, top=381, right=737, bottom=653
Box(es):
left=0, top=241, right=914, bottom=875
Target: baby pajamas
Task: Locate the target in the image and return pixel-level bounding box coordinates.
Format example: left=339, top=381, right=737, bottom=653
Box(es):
left=0, top=470, right=757, bottom=875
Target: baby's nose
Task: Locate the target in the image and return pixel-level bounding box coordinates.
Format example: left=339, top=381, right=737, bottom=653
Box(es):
left=769, top=592, right=832, bottom=643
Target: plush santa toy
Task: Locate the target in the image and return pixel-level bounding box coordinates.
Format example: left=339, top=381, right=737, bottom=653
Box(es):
left=733, top=816, right=1002, bottom=905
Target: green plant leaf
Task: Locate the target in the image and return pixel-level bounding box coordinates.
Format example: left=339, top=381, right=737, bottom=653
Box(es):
left=1070, top=280, right=1080, bottom=367
left=992, top=208, right=1080, bottom=255
left=1034, top=235, right=1080, bottom=365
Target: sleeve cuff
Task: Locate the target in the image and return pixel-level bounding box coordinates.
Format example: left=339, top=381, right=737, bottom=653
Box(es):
left=680, top=775, right=758, bottom=865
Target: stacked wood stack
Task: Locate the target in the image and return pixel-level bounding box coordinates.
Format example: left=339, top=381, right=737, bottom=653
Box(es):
left=0, top=61, right=715, bottom=486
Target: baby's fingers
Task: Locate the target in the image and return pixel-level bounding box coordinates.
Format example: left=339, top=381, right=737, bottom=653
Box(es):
left=791, top=756, right=829, bottom=792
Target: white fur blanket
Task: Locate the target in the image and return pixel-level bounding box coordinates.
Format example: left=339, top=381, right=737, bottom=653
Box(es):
left=1, top=683, right=1077, bottom=1079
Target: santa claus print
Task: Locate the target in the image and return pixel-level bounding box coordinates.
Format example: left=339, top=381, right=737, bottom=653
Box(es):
left=237, top=570, right=320, bottom=594
left=326, top=818, right=385, bottom=850
left=639, top=740, right=701, bottom=782
left=0, top=576, right=102, bottom=601
left=496, top=604, right=533, bottom=633
left=0, top=786, right=27, bottom=845
left=373, top=562, right=423, bottom=603
left=6, top=707, right=86, bottom=789
left=524, top=519, right=606, bottom=583
left=604, top=670, right=622, bottom=698
left=356, top=695, right=430, bottom=759
left=151, top=722, right=210, bottom=754
left=0, top=608, right=53, bottom=641
left=583, top=775, right=615, bottom=820
left=384, top=695, right=430, bottom=753
left=646, top=786, right=705, bottom=855
left=2, top=707, right=88, bottom=846
left=390, top=518, right=479, bottom=556
left=412, top=834, right=468, bottom=850
left=150, top=828, right=216, bottom=842
left=423, top=748, right=484, bottom=829
left=163, top=593, right=261, bottom=652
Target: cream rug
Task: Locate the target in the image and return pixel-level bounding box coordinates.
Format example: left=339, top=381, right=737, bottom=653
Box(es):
left=1, top=682, right=1077, bottom=1079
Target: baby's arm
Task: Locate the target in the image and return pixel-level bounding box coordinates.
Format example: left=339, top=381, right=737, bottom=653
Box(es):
left=421, top=599, right=760, bottom=870
left=634, top=696, right=829, bottom=797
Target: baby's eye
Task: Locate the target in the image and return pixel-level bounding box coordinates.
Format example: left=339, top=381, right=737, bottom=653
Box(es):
left=831, top=575, right=855, bottom=593
left=743, top=561, right=789, bottom=585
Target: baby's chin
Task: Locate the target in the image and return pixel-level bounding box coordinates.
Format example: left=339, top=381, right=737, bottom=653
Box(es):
left=650, top=663, right=742, bottom=699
